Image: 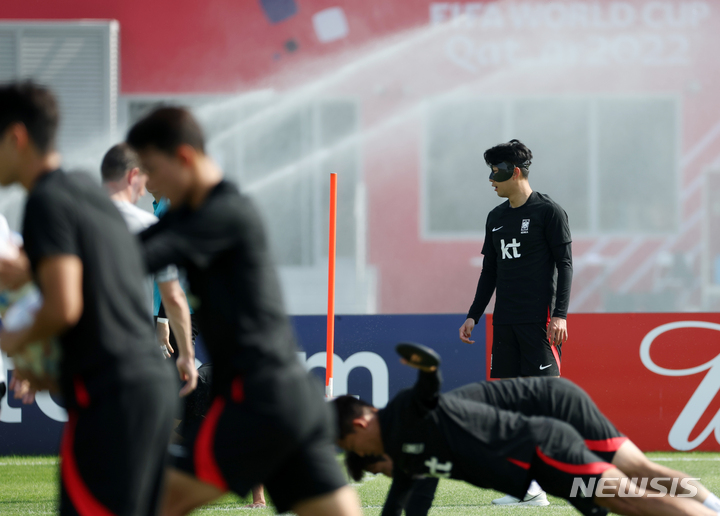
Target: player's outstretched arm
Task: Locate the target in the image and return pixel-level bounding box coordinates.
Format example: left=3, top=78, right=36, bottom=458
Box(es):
left=381, top=468, right=415, bottom=516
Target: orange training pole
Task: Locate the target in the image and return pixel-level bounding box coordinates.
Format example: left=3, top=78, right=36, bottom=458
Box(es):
left=326, top=173, right=338, bottom=398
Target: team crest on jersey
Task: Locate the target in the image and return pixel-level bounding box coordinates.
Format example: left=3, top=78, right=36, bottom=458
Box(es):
left=403, top=443, right=425, bottom=454
left=521, top=219, right=530, bottom=234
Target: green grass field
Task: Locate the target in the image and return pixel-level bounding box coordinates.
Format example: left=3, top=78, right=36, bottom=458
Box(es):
left=1, top=453, right=719, bottom=515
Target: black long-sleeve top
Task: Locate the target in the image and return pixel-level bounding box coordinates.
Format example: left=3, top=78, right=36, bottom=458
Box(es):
left=467, top=192, right=573, bottom=324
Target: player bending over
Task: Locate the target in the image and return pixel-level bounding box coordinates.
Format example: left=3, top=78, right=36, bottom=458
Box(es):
left=346, top=373, right=720, bottom=514
left=334, top=344, right=720, bottom=516
left=127, top=107, right=361, bottom=516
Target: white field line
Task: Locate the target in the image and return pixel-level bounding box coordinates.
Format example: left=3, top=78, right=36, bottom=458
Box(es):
left=653, top=457, right=720, bottom=461
left=350, top=472, right=381, bottom=487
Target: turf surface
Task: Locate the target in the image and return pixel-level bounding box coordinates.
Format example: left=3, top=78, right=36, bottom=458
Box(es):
left=1, top=453, right=719, bottom=514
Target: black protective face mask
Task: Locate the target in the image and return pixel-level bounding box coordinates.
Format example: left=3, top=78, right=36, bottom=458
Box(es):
left=487, top=161, right=529, bottom=182
left=488, top=161, right=516, bottom=182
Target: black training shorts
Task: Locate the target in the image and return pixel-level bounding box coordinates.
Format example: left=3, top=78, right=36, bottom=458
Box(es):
left=529, top=418, right=613, bottom=516
left=60, top=377, right=177, bottom=516
left=170, top=368, right=346, bottom=513
left=451, top=378, right=627, bottom=463
left=538, top=378, right=627, bottom=463
left=491, top=322, right=561, bottom=378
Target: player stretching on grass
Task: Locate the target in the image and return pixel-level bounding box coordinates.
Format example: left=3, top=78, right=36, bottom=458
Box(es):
left=127, top=107, right=361, bottom=516
left=335, top=343, right=720, bottom=516
left=0, top=82, right=178, bottom=516
left=345, top=367, right=720, bottom=514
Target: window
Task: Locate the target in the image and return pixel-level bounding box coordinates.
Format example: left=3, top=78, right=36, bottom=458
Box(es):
left=423, top=96, right=679, bottom=237
left=0, top=21, right=119, bottom=231
left=125, top=96, right=361, bottom=267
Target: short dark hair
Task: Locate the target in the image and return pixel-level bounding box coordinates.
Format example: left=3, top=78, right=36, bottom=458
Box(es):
left=101, top=143, right=140, bottom=182
left=345, top=452, right=384, bottom=482
left=126, top=106, right=206, bottom=155
left=333, top=395, right=374, bottom=440
left=484, top=139, right=533, bottom=177
left=0, top=82, right=59, bottom=154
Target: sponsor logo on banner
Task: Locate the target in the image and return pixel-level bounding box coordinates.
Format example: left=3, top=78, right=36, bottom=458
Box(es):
left=559, top=314, right=720, bottom=452
left=0, top=314, right=486, bottom=455
left=640, top=321, right=720, bottom=451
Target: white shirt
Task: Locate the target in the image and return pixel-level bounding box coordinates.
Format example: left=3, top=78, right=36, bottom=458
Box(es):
left=113, top=200, right=160, bottom=235
left=113, top=200, right=178, bottom=314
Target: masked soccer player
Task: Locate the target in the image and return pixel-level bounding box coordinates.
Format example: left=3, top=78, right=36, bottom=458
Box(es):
left=459, top=139, right=572, bottom=381
left=334, top=346, right=720, bottom=516
left=127, top=107, right=361, bottom=516
left=0, top=82, right=177, bottom=515
left=459, top=139, right=573, bottom=505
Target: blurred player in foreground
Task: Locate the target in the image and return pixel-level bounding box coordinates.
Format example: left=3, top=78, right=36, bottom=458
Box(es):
left=175, top=363, right=267, bottom=509
left=127, top=107, right=361, bottom=516
left=335, top=344, right=720, bottom=516
left=0, top=81, right=177, bottom=515
left=101, top=142, right=197, bottom=394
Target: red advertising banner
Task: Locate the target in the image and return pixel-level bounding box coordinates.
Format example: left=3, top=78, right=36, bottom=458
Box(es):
left=486, top=313, right=720, bottom=451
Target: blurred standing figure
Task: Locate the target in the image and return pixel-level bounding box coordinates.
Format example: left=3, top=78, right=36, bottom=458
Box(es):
left=101, top=142, right=197, bottom=395
left=127, top=107, right=361, bottom=516
left=0, top=81, right=177, bottom=516
left=458, top=139, right=573, bottom=506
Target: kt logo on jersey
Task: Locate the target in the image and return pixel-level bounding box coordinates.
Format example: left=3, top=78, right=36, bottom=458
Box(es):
left=500, top=239, right=521, bottom=259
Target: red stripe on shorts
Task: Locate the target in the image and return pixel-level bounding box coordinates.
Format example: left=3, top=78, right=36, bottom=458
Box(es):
left=231, top=376, right=244, bottom=403
left=195, top=397, right=229, bottom=491
left=584, top=437, right=628, bottom=453
left=536, top=447, right=614, bottom=476
left=507, top=457, right=531, bottom=470
left=74, top=377, right=90, bottom=408
left=551, top=345, right=561, bottom=375
left=61, top=412, right=116, bottom=516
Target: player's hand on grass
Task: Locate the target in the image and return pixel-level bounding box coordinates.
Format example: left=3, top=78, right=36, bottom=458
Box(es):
left=0, top=250, right=32, bottom=290
left=459, top=318, right=475, bottom=344
left=176, top=356, right=198, bottom=397
left=547, top=317, right=568, bottom=346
